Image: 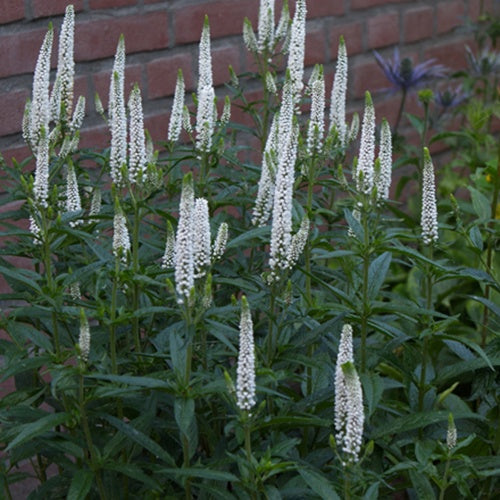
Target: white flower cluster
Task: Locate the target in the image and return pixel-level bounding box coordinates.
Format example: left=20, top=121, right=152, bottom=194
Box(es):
left=356, top=92, right=376, bottom=195
left=168, top=70, right=185, bottom=143
left=421, top=147, right=439, bottom=245
left=334, top=324, right=364, bottom=465
left=128, top=84, right=147, bottom=184
left=113, top=206, right=130, bottom=263
left=375, top=118, right=392, bottom=200
left=330, top=37, right=348, bottom=148
left=65, top=163, right=82, bottom=226
left=287, top=0, right=307, bottom=97
left=446, top=413, right=457, bottom=450
left=168, top=175, right=229, bottom=302
left=252, top=115, right=278, bottom=226
left=236, top=297, right=256, bottom=411
left=109, top=37, right=127, bottom=186
left=33, top=129, right=50, bottom=208
left=174, top=174, right=195, bottom=304
left=51, top=4, right=75, bottom=123
left=78, top=309, right=90, bottom=363
left=306, top=67, right=325, bottom=156
left=195, top=18, right=217, bottom=154
left=243, top=0, right=289, bottom=55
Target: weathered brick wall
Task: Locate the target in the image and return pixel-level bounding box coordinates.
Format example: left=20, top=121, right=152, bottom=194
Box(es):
left=0, top=0, right=497, bottom=165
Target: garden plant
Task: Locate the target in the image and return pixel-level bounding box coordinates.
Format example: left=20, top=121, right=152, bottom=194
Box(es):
left=0, top=1, right=499, bottom=498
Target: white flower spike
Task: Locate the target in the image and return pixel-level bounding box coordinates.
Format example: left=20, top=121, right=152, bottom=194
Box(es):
left=421, top=147, right=439, bottom=245
left=356, top=92, right=376, bottom=195
left=236, top=296, right=256, bottom=412
left=128, top=84, right=147, bottom=185
left=330, top=36, right=348, bottom=148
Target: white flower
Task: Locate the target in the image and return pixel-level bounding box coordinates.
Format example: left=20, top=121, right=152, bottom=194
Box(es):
left=69, top=281, right=81, bottom=300
left=108, top=35, right=125, bottom=121
left=236, top=296, right=256, bottom=411
left=128, top=84, right=147, bottom=185
left=220, top=95, right=231, bottom=125
left=196, top=86, right=216, bottom=153
left=29, top=27, right=53, bottom=152
left=421, top=147, right=439, bottom=245
left=257, top=0, right=275, bottom=52
left=243, top=17, right=259, bottom=53
left=89, top=188, right=101, bottom=217
left=269, top=122, right=298, bottom=281
left=161, top=220, right=176, bottom=269
left=375, top=118, right=392, bottom=200
left=69, top=96, right=86, bottom=134
left=168, top=69, right=185, bottom=142
left=198, top=16, right=213, bottom=90
left=33, top=128, right=50, bottom=207
left=109, top=70, right=127, bottom=186
left=51, top=5, right=75, bottom=122
left=330, top=36, right=348, bottom=148
left=29, top=215, right=41, bottom=242
left=349, top=112, right=359, bottom=145
left=66, top=163, right=82, bottom=226
left=175, top=174, right=195, bottom=304
left=182, top=105, right=193, bottom=134
left=113, top=206, right=130, bottom=263
left=212, top=222, right=228, bottom=262
left=334, top=324, right=364, bottom=465
left=446, top=413, right=457, bottom=450
left=253, top=114, right=278, bottom=226
left=265, top=71, right=277, bottom=94
left=286, top=0, right=306, bottom=96
left=306, top=67, right=325, bottom=156
left=78, top=309, right=90, bottom=363
left=275, top=1, right=290, bottom=41
left=356, top=92, right=376, bottom=195
left=193, top=198, right=211, bottom=278
left=287, top=216, right=309, bottom=268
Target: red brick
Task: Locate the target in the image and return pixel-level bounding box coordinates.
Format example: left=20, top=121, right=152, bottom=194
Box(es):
left=90, top=0, right=137, bottom=8
left=0, top=90, right=30, bottom=136
left=307, top=1, right=344, bottom=18
left=1, top=144, right=32, bottom=168
left=352, top=60, right=391, bottom=99
left=367, top=11, right=400, bottom=49
left=147, top=53, right=194, bottom=100
left=351, top=0, right=409, bottom=9
left=144, top=112, right=169, bottom=143
left=403, top=6, right=434, bottom=43
left=468, top=0, right=494, bottom=19
left=0, top=0, right=24, bottom=24
left=79, top=124, right=111, bottom=150
left=329, top=21, right=364, bottom=58
left=92, top=64, right=144, bottom=110
left=0, top=28, right=53, bottom=78
left=436, top=1, right=466, bottom=34
left=145, top=0, right=164, bottom=3
left=424, top=40, right=469, bottom=71
left=32, top=0, right=84, bottom=17
left=305, top=27, right=327, bottom=67
left=212, top=45, right=243, bottom=86
left=74, top=12, right=168, bottom=62
left=371, top=94, right=402, bottom=127
left=173, top=0, right=257, bottom=45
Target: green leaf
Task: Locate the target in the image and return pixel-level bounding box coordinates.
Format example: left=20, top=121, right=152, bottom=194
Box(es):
left=408, top=469, right=435, bottom=500
left=468, top=186, right=491, bottom=221
left=367, top=252, right=391, bottom=300
left=363, top=482, right=379, bottom=500
left=174, top=397, right=195, bottom=439
left=86, top=373, right=170, bottom=390
left=440, top=334, right=495, bottom=371
left=344, top=209, right=363, bottom=240
left=360, top=372, right=384, bottom=417
left=468, top=295, right=500, bottom=319
left=298, top=468, right=341, bottom=500
left=256, top=416, right=331, bottom=430
left=158, top=467, right=238, bottom=482
left=103, top=462, right=160, bottom=490
left=0, top=265, right=42, bottom=293
left=67, top=469, right=93, bottom=500
left=101, top=414, right=175, bottom=466
left=468, top=225, right=483, bottom=251
left=6, top=412, right=69, bottom=451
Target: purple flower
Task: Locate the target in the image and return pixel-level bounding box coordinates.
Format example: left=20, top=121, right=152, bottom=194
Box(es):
left=434, top=85, right=468, bottom=110
left=374, top=48, right=446, bottom=93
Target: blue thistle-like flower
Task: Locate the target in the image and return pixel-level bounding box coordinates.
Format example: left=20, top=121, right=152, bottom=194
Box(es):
left=374, top=48, right=446, bottom=94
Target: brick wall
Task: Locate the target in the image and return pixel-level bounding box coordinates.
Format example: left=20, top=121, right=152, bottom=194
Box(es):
left=0, top=0, right=497, bottom=164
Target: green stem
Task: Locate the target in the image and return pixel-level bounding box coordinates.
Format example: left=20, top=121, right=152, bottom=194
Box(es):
left=79, top=373, right=107, bottom=500
left=131, top=200, right=142, bottom=356
left=360, top=203, right=370, bottom=373
left=110, top=258, right=119, bottom=375
left=182, top=434, right=192, bottom=500
left=481, top=147, right=500, bottom=347
left=243, top=418, right=258, bottom=500
left=419, top=246, right=434, bottom=413
left=438, top=457, right=451, bottom=500
left=393, top=89, right=407, bottom=136
left=267, top=285, right=277, bottom=367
